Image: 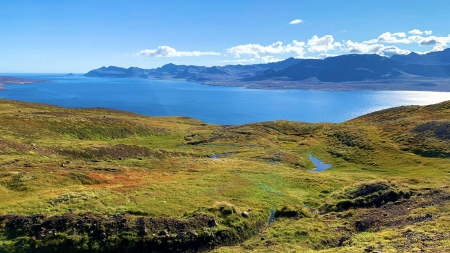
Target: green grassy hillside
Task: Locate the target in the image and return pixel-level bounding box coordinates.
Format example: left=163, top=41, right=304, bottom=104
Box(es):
left=0, top=99, right=449, bottom=252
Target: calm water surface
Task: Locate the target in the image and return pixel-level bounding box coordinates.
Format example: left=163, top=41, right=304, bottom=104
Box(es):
left=309, top=155, right=333, bottom=172
left=1, top=74, right=450, bottom=125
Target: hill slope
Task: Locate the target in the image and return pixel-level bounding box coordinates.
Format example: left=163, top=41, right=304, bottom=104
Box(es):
left=0, top=99, right=450, bottom=252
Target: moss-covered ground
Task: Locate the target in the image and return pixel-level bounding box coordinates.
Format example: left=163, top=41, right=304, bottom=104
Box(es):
left=0, top=99, right=449, bottom=252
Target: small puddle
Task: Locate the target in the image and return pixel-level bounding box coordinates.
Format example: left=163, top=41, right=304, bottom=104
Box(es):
left=210, top=153, right=234, bottom=159
left=309, top=155, right=332, bottom=172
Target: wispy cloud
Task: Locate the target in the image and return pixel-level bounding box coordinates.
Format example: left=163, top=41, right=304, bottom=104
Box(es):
left=221, top=56, right=282, bottom=64
left=408, top=35, right=450, bottom=46
left=289, top=19, right=303, bottom=25
left=408, top=29, right=433, bottom=35
left=363, top=32, right=411, bottom=44
left=317, top=53, right=340, bottom=59
left=260, top=56, right=284, bottom=63
left=409, top=29, right=422, bottom=35
left=362, top=31, right=450, bottom=49
left=226, top=40, right=306, bottom=58
left=137, top=46, right=220, bottom=57
left=221, top=58, right=258, bottom=64
left=345, top=40, right=410, bottom=56
left=307, top=35, right=341, bottom=53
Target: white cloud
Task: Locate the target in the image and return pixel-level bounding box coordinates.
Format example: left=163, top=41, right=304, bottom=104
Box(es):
left=147, top=29, right=448, bottom=64
left=364, top=32, right=411, bottom=44
left=416, top=45, right=445, bottom=55
left=226, top=40, right=306, bottom=58
left=394, top=32, right=406, bottom=38
left=221, top=58, right=258, bottom=64
left=431, top=45, right=444, bottom=52
left=137, top=46, right=220, bottom=57
left=317, top=53, right=340, bottom=59
left=289, top=19, right=303, bottom=25
left=345, top=40, right=410, bottom=56
left=408, top=34, right=450, bottom=47
left=221, top=56, right=283, bottom=64
left=409, top=29, right=433, bottom=36
left=307, top=35, right=338, bottom=52
left=285, top=40, right=306, bottom=56
left=408, top=29, right=423, bottom=35
left=226, top=41, right=284, bottom=57
left=361, top=30, right=450, bottom=50
left=260, top=56, right=283, bottom=63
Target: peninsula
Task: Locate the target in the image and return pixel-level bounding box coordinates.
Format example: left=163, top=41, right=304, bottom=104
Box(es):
left=0, top=76, right=46, bottom=90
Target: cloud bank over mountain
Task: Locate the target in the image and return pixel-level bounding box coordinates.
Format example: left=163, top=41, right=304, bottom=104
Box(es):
left=136, top=30, right=450, bottom=65
left=137, top=46, right=220, bottom=57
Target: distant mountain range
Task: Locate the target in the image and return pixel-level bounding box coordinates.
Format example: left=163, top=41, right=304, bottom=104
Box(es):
left=85, top=57, right=302, bottom=81
left=247, top=53, right=450, bottom=82
left=85, top=49, right=450, bottom=91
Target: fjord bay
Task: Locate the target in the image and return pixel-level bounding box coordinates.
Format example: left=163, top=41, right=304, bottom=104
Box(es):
left=1, top=74, right=450, bottom=125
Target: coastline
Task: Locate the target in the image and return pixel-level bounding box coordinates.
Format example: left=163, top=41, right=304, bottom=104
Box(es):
left=88, top=75, right=450, bottom=92
left=0, top=76, right=47, bottom=91
left=198, top=78, right=450, bottom=92
left=2, top=73, right=449, bottom=93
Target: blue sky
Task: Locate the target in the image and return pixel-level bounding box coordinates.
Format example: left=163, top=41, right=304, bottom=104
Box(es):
left=1, top=0, right=450, bottom=73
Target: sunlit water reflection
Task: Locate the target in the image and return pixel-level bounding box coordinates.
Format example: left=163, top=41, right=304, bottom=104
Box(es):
left=1, top=74, right=450, bottom=125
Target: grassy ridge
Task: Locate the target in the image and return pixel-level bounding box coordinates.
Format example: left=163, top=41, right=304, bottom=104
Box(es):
left=0, top=99, right=450, bottom=252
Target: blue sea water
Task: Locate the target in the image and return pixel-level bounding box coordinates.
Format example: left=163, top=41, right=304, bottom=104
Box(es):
left=1, top=74, right=450, bottom=125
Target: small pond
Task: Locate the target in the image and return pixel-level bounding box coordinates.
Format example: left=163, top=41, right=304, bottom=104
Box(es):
left=309, top=155, right=332, bottom=172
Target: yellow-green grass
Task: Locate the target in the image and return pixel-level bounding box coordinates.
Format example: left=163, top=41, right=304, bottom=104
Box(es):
left=1, top=98, right=450, bottom=252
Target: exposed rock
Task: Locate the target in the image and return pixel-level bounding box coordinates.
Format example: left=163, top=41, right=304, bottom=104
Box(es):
left=159, top=229, right=169, bottom=237
left=337, top=236, right=349, bottom=247
left=364, top=245, right=375, bottom=252
left=208, top=219, right=219, bottom=227
left=68, top=228, right=76, bottom=235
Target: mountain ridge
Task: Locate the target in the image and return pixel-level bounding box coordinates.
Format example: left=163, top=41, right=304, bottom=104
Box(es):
left=85, top=49, right=450, bottom=91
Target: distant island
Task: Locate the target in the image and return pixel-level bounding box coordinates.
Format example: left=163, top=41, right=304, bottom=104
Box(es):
left=67, top=73, right=74, bottom=76
left=85, top=49, right=450, bottom=91
left=0, top=76, right=46, bottom=90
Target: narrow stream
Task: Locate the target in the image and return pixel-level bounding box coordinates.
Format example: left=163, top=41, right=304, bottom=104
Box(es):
left=268, top=208, right=276, bottom=226
left=265, top=155, right=330, bottom=227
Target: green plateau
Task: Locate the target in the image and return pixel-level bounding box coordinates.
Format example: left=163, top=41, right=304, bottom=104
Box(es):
left=0, top=98, right=449, bottom=252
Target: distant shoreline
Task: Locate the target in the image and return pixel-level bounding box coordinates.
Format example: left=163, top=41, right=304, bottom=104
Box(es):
left=0, top=76, right=47, bottom=90
left=119, top=76, right=450, bottom=92
left=1, top=74, right=450, bottom=93
left=200, top=78, right=450, bottom=92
